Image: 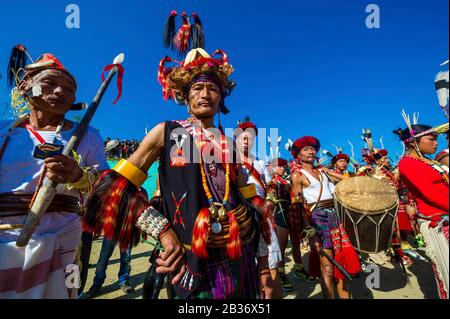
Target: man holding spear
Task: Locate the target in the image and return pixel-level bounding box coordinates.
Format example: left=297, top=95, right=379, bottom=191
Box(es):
left=0, top=47, right=114, bottom=298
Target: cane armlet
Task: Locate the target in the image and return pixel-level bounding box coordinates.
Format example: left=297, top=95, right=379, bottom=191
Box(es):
left=113, top=159, right=147, bottom=188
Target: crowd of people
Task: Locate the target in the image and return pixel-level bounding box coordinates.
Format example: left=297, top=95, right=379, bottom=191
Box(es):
left=104, top=138, right=140, bottom=159
left=0, top=10, right=448, bottom=301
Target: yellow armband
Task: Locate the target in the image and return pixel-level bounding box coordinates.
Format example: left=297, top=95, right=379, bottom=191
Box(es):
left=113, top=159, right=147, bottom=188
left=153, top=189, right=161, bottom=197
left=239, top=184, right=257, bottom=199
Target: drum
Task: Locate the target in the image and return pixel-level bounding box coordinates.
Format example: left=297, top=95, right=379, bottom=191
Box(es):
left=334, top=176, right=399, bottom=253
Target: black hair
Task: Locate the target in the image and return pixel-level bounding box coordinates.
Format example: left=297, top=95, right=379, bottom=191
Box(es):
left=392, top=124, right=433, bottom=142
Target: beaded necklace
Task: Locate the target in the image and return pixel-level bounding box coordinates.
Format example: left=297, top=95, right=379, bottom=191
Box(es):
left=192, top=123, right=231, bottom=233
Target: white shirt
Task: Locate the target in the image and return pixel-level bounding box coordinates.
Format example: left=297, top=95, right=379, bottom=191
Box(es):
left=241, top=158, right=270, bottom=197
left=0, top=119, right=109, bottom=198
left=300, top=169, right=335, bottom=204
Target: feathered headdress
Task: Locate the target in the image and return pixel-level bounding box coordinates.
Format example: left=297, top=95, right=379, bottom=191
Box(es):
left=163, top=11, right=205, bottom=56
left=6, top=45, right=80, bottom=118
left=157, top=48, right=235, bottom=113
left=6, top=44, right=31, bottom=87
left=435, top=60, right=449, bottom=118
left=401, top=109, right=448, bottom=143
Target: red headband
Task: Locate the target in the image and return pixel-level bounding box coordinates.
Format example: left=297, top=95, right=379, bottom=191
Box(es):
left=332, top=153, right=349, bottom=165
left=236, top=121, right=258, bottom=136
left=291, top=136, right=320, bottom=157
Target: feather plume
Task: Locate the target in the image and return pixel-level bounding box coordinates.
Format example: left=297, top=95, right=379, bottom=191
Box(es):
left=190, top=13, right=205, bottom=49
left=163, top=11, right=178, bottom=49
left=348, top=140, right=355, bottom=158
left=7, top=45, right=29, bottom=87
left=401, top=109, right=413, bottom=132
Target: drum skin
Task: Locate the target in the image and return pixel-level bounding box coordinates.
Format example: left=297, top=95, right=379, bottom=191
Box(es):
left=334, top=176, right=399, bottom=253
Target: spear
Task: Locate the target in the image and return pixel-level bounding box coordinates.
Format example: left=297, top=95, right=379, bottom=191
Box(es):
left=320, top=247, right=353, bottom=281
left=16, top=53, right=125, bottom=247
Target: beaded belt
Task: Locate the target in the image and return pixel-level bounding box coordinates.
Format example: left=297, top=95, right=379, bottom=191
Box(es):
left=0, top=192, right=82, bottom=217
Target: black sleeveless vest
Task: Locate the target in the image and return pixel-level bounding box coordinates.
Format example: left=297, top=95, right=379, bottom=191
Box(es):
left=158, top=120, right=259, bottom=298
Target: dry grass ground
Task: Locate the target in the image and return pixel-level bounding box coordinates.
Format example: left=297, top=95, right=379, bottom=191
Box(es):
left=81, top=238, right=438, bottom=299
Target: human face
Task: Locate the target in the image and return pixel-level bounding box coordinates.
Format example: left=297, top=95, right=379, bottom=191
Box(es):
left=236, top=130, right=256, bottom=156
left=187, top=81, right=222, bottom=118
left=377, top=156, right=390, bottom=168
left=20, top=69, right=76, bottom=115
left=418, top=134, right=438, bottom=155
left=274, top=165, right=285, bottom=176
left=299, top=145, right=317, bottom=164
left=335, top=159, right=348, bottom=171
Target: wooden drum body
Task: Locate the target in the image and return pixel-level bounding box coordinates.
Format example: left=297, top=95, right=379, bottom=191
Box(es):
left=334, top=176, right=399, bottom=253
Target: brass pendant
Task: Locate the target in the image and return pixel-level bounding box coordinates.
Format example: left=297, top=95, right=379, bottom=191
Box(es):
left=218, top=206, right=228, bottom=221
left=209, top=204, right=219, bottom=219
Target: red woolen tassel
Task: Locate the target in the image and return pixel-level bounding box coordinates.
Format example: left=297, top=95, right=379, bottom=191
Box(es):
left=192, top=208, right=210, bottom=258
left=157, top=56, right=174, bottom=100
left=251, top=195, right=264, bottom=210
left=175, top=12, right=191, bottom=55
left=308, top=249, right=321, bottom=278
left=333, top=247, right=362, bottom=280
left=333, top=252, right=346, bottom=281
left=227, top=211, right=242, bottom=260
left=103, top=177, right=129, bottom=239
left=333, top=225, right=362, bottom=280
left=82, top=170, right=148, bottom=251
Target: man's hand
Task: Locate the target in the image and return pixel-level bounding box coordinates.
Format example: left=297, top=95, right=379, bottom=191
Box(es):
left=156, top=228, right=186, bottom=285
left=309, top=233, right=322, bottom=252
left=44, top=155, right=83, bottom=184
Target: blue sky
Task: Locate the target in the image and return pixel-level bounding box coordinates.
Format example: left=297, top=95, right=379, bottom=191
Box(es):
left=0, top=0, right=448, bottom=163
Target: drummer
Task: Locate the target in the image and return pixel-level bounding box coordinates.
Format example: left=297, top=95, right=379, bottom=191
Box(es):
left=328, top=152, right=353, bottom=183
left=289, top=136, right=361, bottom=299
left=358, top=148, right=418, bottom=265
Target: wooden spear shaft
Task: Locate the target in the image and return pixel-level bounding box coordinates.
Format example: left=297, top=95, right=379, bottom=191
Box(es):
left=16, top=54, right=124, bottom=247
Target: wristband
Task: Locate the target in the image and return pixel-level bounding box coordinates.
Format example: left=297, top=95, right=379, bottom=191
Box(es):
left=136, top=206, right=170, bottom=240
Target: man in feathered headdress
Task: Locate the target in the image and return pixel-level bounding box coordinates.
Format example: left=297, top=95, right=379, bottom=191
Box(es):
left=0, top=45, right=108, bottom=298
left=83, top=47, right=265, bottom=299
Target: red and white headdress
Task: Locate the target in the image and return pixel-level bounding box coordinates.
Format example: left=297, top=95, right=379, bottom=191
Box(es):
left=157, top=48, right=235, bottom=113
